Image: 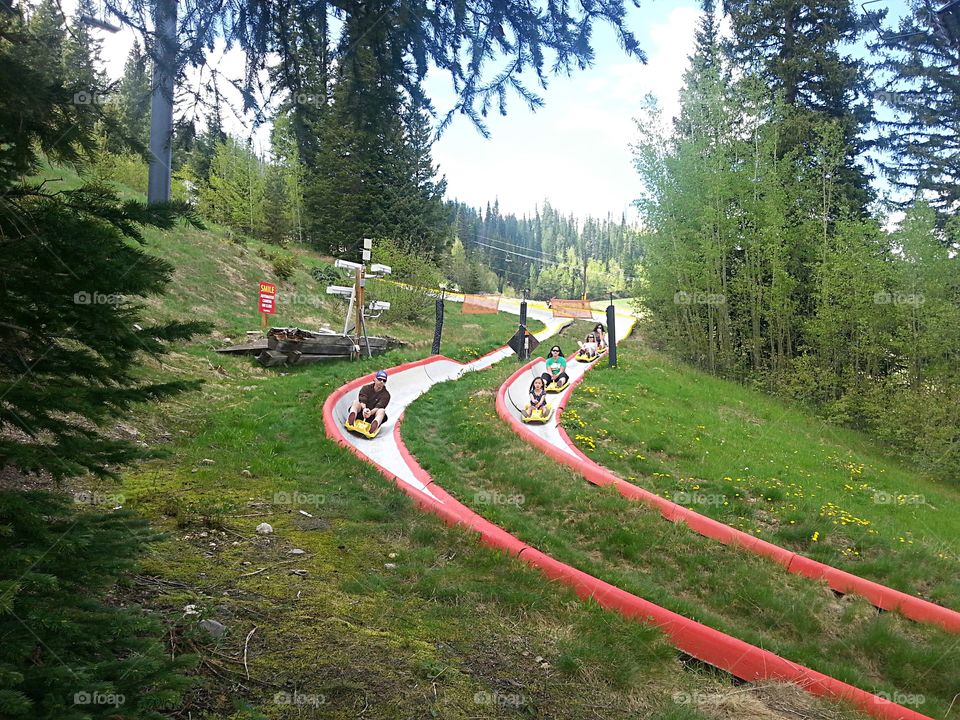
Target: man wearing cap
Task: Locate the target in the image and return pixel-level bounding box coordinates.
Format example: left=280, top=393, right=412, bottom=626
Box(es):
left=348, top=370, right=391, bottom=435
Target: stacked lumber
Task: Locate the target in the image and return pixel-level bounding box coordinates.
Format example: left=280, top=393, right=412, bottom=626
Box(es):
left=216, top=328, right=403, bottom=367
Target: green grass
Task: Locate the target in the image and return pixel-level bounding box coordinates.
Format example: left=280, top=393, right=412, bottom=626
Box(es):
left=96, top=324, right=725, bottom=720
left=564, top=337, right=960, bottom=611
left=401, top=354, right=958, bottom=719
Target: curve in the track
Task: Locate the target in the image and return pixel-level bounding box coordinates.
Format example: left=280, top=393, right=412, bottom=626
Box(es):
left=322, top=301, right=931, bottom=720
left=495, top=323, right=960, bottom=635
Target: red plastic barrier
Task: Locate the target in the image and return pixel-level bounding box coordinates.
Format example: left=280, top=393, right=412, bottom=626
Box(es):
left=322, top=357, right=933, bottom=720
left=496, top=357, right=960, bottom=634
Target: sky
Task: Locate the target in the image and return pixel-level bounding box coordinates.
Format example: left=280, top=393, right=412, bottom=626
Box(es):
left=59, top=0, right=704, bottom=223
left=422, top=2, right=703, bottom=221
left=58, top=0, right=914, bottom=223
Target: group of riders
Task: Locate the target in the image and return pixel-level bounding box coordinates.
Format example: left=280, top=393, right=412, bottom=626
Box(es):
left=346, top=323, right=609, bottom=436
left=524, top=323, right=607, bottom=420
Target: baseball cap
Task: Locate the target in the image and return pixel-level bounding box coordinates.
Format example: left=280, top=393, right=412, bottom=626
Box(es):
left=375, top=370, right=388, bottom=381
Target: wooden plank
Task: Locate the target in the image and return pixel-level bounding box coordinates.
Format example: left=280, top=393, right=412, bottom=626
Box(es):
left=287, top=353, right=343, bottom=366
left=216, top=339, right=268, bottom=355
left=256, top=350, right=288, bottom=367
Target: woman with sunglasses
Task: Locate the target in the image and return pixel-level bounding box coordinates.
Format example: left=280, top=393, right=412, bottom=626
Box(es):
left=541, top=345, right=569, bottom=390
left=592, top=323, right=607, bottom=351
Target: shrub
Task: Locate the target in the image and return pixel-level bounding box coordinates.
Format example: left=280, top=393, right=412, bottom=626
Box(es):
left=271, top=253, right=299, bottom=282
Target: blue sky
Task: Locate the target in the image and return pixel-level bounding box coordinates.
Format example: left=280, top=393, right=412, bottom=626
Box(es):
left=422, top=1, right=704, bottom=221
left=61, top=0, right=915, bottom=222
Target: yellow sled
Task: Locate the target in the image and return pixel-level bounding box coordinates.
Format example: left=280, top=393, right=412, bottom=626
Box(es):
left=575, top=346, right=607, bottom=363
left=545, top=378, right=569, bottom=393
left=522, top=404, right=554, bottom=424
left=344, top=417, right=383, bottom=439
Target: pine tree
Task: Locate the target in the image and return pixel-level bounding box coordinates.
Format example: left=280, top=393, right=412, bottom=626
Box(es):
left=27, top=0, right=65, bottom=89
left=1, top=8, right=201, bottom=716
left=871, top=0, right=960, bottom=215
left=723, top=0, right=874, bottom=212
left=108, top=39, right=152, bottom=153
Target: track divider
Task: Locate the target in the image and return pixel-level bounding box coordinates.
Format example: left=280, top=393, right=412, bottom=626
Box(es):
left=495, top=358, right=960, bottom=635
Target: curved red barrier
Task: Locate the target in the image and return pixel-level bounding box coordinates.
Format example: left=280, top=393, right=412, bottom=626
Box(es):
left=496, top=358, right=960, bottom=634
left=323, top=356, right=934, bottom=720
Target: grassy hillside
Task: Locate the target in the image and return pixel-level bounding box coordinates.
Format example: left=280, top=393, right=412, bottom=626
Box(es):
left=565, top=337, right=960, bottom=610
left=36, top=165, right=845, bottom=719
left=400, top=330, right=958, bottom=719
left=35, top=167, right=933, bottom=719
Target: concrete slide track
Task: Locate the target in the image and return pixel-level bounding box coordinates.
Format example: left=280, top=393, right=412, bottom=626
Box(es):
left=322, top=299, right=932, bottom=720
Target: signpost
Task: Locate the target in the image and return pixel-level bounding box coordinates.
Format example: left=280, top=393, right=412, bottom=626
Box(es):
left=258, top=281, right=277, bottom=329
left=327, top=240, right=392, bottom=360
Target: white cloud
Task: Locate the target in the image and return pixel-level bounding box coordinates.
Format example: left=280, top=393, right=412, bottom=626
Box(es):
left=430, top=2, right=702, bottom=220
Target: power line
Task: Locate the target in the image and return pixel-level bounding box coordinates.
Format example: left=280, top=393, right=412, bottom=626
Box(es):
left=465, top=238, right=577, bottom=268
left=471, top=232, right=567, bottom=264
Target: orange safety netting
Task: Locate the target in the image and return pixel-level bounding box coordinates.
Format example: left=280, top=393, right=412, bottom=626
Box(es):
left=462, top=294, right=501, bottom=314
left=550, top=298, right=594, bottom=319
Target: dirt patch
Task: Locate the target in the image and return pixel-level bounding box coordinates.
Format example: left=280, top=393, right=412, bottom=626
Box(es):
left=695, top=681, right=856, bottom=720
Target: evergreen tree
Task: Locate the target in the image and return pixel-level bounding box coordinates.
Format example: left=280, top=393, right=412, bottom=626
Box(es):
left=27, top=0, right=65, bottom=90
left=723, top=0, right=874, bottom=212
left=108, top=39, right=152, bottom=153
left=63, top=0, right=105, bottom=98
left=871, top=0, right=960, bottom=215
left=0, top=8, right=201, bottom=716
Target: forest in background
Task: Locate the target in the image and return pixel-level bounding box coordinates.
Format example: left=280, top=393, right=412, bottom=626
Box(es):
left=632, top=0, right=960, bottom=480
